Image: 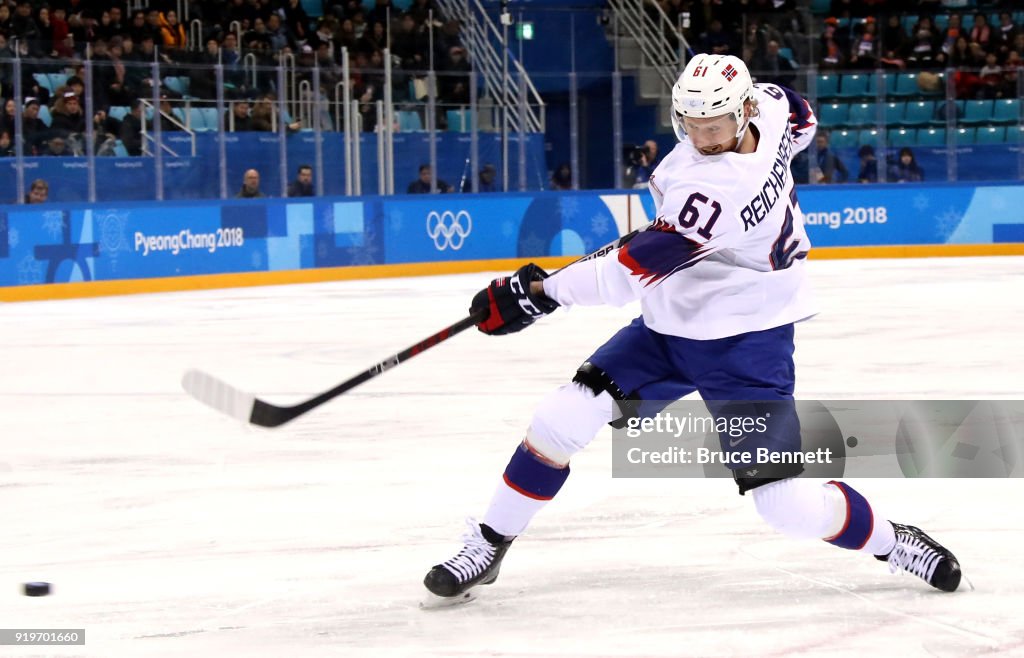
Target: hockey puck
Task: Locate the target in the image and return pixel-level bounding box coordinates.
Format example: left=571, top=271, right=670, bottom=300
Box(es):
left=23, top=582, right=51, bottom=597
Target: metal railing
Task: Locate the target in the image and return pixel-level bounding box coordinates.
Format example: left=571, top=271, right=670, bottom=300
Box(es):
left=433, top=0, right=545, bottom=133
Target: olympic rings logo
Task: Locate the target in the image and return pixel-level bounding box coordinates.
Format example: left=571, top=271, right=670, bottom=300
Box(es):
left=426, top=210, right=472, bottom=251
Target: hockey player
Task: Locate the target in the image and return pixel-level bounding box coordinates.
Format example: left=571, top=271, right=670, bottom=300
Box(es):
left=423, top=54, right=961, bottom=602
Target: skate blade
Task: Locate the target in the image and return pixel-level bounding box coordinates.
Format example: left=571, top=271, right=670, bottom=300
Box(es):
left=419, top=590, right=477, bottom=610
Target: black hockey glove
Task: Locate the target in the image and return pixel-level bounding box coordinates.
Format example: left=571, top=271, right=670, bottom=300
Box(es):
left=471, top=263, right=560, bottom=335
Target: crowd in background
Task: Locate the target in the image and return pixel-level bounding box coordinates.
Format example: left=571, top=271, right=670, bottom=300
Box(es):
left=0, top=0, right=469, bottom=156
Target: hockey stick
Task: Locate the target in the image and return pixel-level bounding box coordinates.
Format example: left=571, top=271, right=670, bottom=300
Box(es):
left=182, top=224, right=648, bottom=428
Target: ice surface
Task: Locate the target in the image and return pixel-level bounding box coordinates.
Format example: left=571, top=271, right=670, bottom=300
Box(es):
left=2, top=257, right=1024, bottom=657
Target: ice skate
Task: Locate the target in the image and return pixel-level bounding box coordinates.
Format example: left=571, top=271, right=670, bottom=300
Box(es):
left=422, top=519, right=513, bottom=608
left=876, top=522, right=961, bottom=592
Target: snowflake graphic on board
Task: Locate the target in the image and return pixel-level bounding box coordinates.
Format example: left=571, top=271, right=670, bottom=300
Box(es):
left=912, top=194, right=930, bottom=212
left=561, top=196, right=581, bottom=219
left=935, top=206, right=963, bottom=239
left=501, top=220, right=516, bottom=239
left=590, top=213, right=610, bottom=236
left=8, top=227, right=18, bottom=249
left=96, top=210, right=130, bottom=261
left=17, top=254, right=43, bottom=284
left=519, top=231, right=548, bottom=257
left=41, top=211, right=66, bottom=239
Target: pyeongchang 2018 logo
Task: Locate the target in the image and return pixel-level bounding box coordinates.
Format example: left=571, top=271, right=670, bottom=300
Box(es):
left=426, top=210, right=472, bottom=251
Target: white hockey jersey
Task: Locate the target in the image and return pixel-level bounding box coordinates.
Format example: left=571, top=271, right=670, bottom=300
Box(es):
left=543, top=83, right=819, bottom=340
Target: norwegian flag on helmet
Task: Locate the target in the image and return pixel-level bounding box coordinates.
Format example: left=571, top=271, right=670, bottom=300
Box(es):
left=721, top=64, right=737, bottom=81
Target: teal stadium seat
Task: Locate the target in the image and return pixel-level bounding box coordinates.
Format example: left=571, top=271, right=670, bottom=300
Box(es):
left=916, top=128, right=945, bottom=147
left=33, top=73, right=54, bottom=93
left=887, top=128, right=915, bottom=146
left=188, top=107, right=206, bottom=130
left=837, top=73, right=873, bottom=98
left=975, top=126, right=1005, bottom=145
left=830, top=130, right=858, bottom=148
left=992, top=99, right=1020, bottom=124
left=171, top=107, right=187, bottom=126
left=300, top=0, right=322, bottom=16
left=113, top=140, right=129, bottom=157
left=200, top=108, right=220, bottom=130
left=892, top=73, right=921, bottom=97
left=446, top=109, right=468, bottom=132
left=164, top=76, right=190, bottom=97
left=816, top=74, right=839, bottom=99
left=49, top=73, right=69, bottom=91
left=933, top=14, right=950, bottom=31
left=811, top=0, right=830, bottom=13
left=902, top=101, right=935, bottom=126
left=961, top=100, right=993, bottom=125
left=953, top=127, right=975, bottom=144
left=857, top=128, right=883, bottom=147
left=847, top=102, right=877, bottom=127
left=884, top=102, right=904, bottom=125
left=817, top=103, right=849, bottom=127
left=397, top=110, right=423, bottom=131
left=38, top=105, right=52, bottom=127
left=108, top=106, right=129, bottom=121
left=902, top=16, right=918, bottom=35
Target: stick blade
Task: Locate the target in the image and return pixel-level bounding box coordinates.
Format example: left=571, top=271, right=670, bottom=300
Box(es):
left=182, top=368, right=257, bottom=424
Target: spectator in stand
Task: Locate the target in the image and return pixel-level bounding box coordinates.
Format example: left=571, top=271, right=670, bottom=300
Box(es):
left=950, top=35, right=971, bottom=68
left=977, top=52, right=1004, bottom=99
left=0, top=129, right=14, bottom=157
left=358, top=21, right=386, bottom=56
left=856, top=145, right=878, bottom=183
left=812, top=131, right=848, bottom=184
left=51, top=7, right=74, bottom=58
left=287, top=164, right=315, bottom=197
left=753, top=40, right=797, bottom=88
left=127, top=11, right=149, bottom=45
left=42, top=135, right=70, bottom=156
left=0, top=98, right=16, bottom=137
left=10, top=1, right=43, bottom=57
left=700, top=19, right=733, bottom=56
left=906, top=17, right=942, bottom=69
left=236, top=169, right=265, bottom=198
left=1001, top=51, right=1021, bottom=98
left=159, top=10, right=187, bottom=52
left=995, top=13, right=1019, bottom=51
left=407, top=164, right=453, bottom=194
left=20, top=98, right=49, bottom=155
left=26, top=178, right=49, bottom=204
left=439, top=46, right=471, bottom=106
left=462, top=163, right=498, bottom=193
left=265, top=13, right=290, bottom=52
left=820, top=18, right=846, bottom=69
left=889, top=147, right=924, bottom=183
left=550, top=163, right=572, bottom=190
left=189, top=39, right=221, bottom=102
left=393, top=13, right=429, bottom=72
left=228, top=100, right=256, bottom=131
left=849, top=17, right=879, bottom=70
left=283, top=0, right=311, bottom=44
left=120, top=99, right=144, bottom=156
left=50, top=90, right=86, bottom=139
left=969, top=13, right=992, bottom=51
left=251, top=94, right=301, bottom=132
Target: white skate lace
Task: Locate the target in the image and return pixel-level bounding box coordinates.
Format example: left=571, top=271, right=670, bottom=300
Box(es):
left=442, top=518, right=496, bottom=584
left=887, top=535, right=942, bottom=583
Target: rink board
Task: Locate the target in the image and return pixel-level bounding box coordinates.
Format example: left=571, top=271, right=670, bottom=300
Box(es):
left=2, top=182, right=1023, bottom=301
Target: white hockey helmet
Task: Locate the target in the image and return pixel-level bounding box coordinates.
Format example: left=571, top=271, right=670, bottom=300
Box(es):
left=671, top=54, right=755, bottom=145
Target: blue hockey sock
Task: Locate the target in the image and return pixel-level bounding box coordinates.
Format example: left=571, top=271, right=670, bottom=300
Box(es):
left=824, top=481, right=875, bottom=550
left=502, top=441, right=570, bottom=501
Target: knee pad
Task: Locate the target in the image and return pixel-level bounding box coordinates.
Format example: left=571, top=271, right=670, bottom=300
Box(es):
left=752, top=477, right=847, bottom=540
left=527, top=381, right=615, bottom=465
left=573, top=361, right=640, bottom=429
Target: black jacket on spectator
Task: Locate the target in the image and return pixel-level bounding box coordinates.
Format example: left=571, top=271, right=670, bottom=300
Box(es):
left=287, top=180, right=314, bottom=197
left=120, top=113, right=144, bottom=156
